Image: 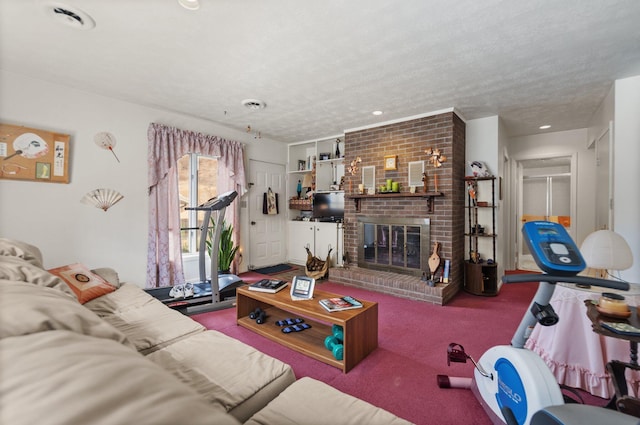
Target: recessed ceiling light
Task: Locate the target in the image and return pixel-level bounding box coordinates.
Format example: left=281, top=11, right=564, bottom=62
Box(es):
left=178, top=0, right=200, bottom=10
left=241, top=99, right=267, bottom=110
left=372, top=110, right=383, bottom=116
left=42, top=2, right=95, bottom=30
left=539, top=125, right=551, bottom=129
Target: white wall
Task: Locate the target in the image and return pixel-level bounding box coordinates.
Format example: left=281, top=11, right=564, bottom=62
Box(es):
left=0, top=71, right=286, bottom=286
left=508, top=128, right=595, bottom=247
left=466, top=116, right=505, bottom=275
left=588, top=84, right=614, bottom=147
left=614, top=76, right=640, bottom=283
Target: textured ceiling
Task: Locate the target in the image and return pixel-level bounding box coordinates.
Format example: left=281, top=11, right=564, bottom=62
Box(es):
left=1, top=0, right=639, bottom=143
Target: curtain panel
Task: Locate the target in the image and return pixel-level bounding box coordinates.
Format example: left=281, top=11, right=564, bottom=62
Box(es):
left=146, top=122, right=247, bottom=288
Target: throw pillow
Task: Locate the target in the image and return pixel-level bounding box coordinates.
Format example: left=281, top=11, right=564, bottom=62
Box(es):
left=48, top=263, right=116, bottom=304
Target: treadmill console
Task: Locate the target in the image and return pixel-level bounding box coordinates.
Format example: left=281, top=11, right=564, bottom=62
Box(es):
left=522, top=221, right=585, bottom=276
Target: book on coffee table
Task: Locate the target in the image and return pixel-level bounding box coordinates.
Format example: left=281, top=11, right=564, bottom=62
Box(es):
left=319, top=296, right=363, bottom=312
left=248, top=279, right=287, bottom=294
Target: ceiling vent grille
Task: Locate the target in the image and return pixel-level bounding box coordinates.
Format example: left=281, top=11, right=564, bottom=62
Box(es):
left=241, top=99, right=267, bottom=110
left=43, top=2, right=96, bottom=30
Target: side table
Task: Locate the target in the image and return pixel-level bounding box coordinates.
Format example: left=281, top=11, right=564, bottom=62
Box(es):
left=584, top=300, right=640, bottom=366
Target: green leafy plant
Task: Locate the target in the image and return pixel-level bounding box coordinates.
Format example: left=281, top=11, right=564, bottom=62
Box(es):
left=206, top=217, right=239, bottom=273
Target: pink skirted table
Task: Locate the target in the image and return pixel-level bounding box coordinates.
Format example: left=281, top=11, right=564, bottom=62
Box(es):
left=524, top=284, right=640, bottom=399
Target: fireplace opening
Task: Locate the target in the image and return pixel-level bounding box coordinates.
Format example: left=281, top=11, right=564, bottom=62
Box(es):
left=357, top=217, right=430, bottom=277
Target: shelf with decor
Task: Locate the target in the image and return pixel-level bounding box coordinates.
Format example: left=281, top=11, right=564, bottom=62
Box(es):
left=346, top=192, right=444, bottom=213
left=287, top=136, right=345, bottom=220
left=464, top=176, right=498, bottom=296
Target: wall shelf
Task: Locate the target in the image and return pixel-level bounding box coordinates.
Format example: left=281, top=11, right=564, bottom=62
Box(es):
left=346, top=192, right=443, bottom=214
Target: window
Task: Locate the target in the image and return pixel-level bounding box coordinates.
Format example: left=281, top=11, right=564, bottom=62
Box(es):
left=178, top=153, right=218, bottom=254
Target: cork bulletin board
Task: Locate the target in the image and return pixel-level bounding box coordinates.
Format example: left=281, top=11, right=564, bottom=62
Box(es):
left=0, top=123, right=70, bottom=183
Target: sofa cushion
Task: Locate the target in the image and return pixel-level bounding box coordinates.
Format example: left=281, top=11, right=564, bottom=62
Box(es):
left=0, top=280, right=132, bottom=348
left=48, top=263, right=117, bottom=303
left=245, top=377, right=414, bottom=425
left=91, top=266, right=121, bottom=288
left=0, top=255, right=76, bottom=298
left=0, top=330, right=240, bottom=425
left=146, top=330, right=296, bottom=422
left=84, top=283, right=205, bottom=353
left=0, top=238, right=44, bottom=267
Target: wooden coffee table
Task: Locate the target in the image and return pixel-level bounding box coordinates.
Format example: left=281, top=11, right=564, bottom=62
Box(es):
left=236, top=285, right=378, bottom=373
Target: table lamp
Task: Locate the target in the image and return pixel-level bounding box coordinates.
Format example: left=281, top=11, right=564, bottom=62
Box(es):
left=580, top=229, right=633, bottom=279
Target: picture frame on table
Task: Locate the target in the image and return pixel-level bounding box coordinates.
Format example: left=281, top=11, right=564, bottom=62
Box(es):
left=290, top=275, right=315, bottom=301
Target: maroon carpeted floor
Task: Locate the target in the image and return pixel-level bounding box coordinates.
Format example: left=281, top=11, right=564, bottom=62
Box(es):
left=192, top=271, right=607, bottom=425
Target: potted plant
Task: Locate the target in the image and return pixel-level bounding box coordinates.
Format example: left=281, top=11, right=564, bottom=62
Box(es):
left=206, top=217, right=239, bottom=273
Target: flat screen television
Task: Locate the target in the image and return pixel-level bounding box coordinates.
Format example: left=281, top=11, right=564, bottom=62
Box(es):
left=313, top=192, right=344, bottom=221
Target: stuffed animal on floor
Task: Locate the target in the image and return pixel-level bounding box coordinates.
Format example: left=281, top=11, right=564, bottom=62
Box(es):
left=468, top=161, right=492, bottom=177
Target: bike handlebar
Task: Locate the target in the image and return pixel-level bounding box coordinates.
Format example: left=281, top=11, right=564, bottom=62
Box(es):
left=502, top=273, right=630, bottom=291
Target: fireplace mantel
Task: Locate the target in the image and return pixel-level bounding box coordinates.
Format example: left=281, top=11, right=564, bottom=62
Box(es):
left=346, top=192, right=444, bottom=213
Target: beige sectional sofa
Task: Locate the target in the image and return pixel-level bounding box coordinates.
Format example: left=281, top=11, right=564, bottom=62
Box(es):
left=0, top=238, right=412, bottom=425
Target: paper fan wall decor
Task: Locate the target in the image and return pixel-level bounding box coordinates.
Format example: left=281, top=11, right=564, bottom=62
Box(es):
left=94, top=132, right=120, bottom=162
left=81, top=188, right=124, bottom=212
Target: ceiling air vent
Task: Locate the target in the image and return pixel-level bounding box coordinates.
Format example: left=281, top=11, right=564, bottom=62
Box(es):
left=241, top=99, right=267, bottom=110
left=43, top=2, right=96, bottom=30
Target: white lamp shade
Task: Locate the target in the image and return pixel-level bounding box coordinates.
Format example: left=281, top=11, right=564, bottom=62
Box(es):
left=580, top=230, right=633, bottom=271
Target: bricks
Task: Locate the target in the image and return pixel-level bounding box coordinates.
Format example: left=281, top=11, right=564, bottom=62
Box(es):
left=340, top=111, right=466, bottom=305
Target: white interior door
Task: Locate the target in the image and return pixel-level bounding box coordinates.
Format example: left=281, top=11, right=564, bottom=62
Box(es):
left=248, top=160, right=287, bottom=269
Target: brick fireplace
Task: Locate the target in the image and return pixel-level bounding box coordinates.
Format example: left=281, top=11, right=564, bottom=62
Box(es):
left=329, top=111, right=466, bottom=305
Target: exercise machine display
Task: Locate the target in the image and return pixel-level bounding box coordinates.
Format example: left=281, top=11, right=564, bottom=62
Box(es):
left=439, top=221, right=637, bottom=425
left=184, top=190, right=244, bottom=314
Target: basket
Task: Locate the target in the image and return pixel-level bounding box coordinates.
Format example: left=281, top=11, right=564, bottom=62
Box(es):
left=305, top=246, right=333, bottom=280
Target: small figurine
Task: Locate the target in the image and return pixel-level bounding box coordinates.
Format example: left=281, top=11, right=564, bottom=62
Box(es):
left=467, top=181, right=477, bottom=205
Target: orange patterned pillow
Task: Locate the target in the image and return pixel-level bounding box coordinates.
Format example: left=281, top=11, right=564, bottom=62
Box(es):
left=48, top=263, right=116, bottom=304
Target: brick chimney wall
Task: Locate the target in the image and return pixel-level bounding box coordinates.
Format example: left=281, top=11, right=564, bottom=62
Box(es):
left=341, top=111, right=466, bottom=302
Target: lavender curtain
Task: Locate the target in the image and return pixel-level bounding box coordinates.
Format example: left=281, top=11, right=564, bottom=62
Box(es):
left=146, top=123, right=247, bottom=289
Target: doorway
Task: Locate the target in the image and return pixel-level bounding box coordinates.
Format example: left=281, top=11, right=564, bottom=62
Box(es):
left=515, top=155, right=576, bottom=271
left=248, top=160, right=287, bottom=269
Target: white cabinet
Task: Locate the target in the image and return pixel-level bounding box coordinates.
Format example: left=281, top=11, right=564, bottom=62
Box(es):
left=288, top=221, right=339, bottom=267
left=288, top=221, right=315, bottom=264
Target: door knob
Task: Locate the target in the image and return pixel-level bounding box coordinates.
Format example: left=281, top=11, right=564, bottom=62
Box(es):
left=251, top=221, right=256, bottom=225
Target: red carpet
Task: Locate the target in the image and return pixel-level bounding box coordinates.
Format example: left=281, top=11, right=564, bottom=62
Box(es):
left=192, top=272, right=606, bottom=425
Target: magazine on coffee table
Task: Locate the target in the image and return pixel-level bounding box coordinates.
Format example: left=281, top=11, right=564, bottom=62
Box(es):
left=248, top=279, right=287, bottom=294
left=319, top=296, right=363, bottom=312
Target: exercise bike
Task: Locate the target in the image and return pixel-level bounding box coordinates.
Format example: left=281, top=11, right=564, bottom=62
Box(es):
left=439, top=221, right=639, bottom=425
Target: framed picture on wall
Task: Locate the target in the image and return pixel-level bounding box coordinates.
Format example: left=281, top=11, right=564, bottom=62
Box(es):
left=384, top=155, right=397, bottom=171
left=0, top=122, right=70, bottom=183
left=362, top=165, right=375, bottom=189
left=408, top=160, right=424, bottom=187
